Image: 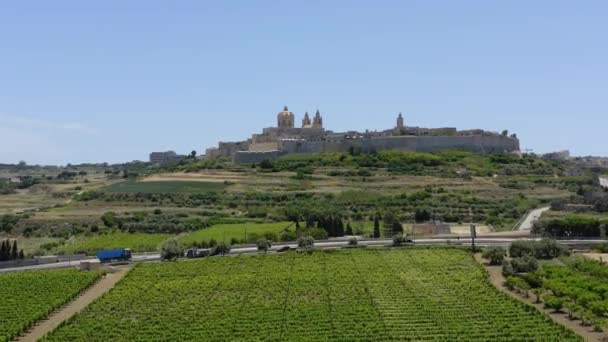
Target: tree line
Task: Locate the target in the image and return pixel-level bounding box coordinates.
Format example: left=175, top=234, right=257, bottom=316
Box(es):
left=0, top=239, right=24, bottom=261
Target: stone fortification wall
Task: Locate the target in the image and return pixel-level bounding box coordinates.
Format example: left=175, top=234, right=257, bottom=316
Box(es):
left=232, top=135, right=519, bottom=164
left=363, top=135, right=519, bottom=154
left=278, top=134, right=519, bottom=155
left=249, top=142, right=279, bottom=152
left=217, top=141, right=250, bottom=157
left=233, top=150, right=286, bottom=164
left=278, top=140, right=325, bottom=153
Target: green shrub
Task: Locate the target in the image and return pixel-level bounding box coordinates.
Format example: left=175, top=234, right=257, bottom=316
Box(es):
left=297, top=236, right=314, bottom=249
left=482, top=247, right=506, bottom=265
left=101, top=211, right=116, bottom=227
left=256, top=239, right=272, bottom=252
left=310, top=228, right=328, bottom=240
left=211, top=242, right=231, bottom=256
left=280, top=230, right=297, bottom=242
left=534, top=215, right=606, bottom=237
left=161, top=239, right=183, bottom=261
left=509, top=239, right=568, bottom=259
left=263, top=231, right=279, bottom=242
left=543, top=294, right=564, bottom=312
left=510, top=255, right=539, bottom=273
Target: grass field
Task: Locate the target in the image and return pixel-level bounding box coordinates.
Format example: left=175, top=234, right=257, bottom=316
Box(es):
left=0, top=269, right=100, bottom=342
left=16, top=236, right=63, bottom=255
left=103, top=180, right=226, bottom=194
left=45, top=249, right=580, bottom=341
left=58, top=232, right=172, bottom=254
left=179, top=221, right=294, bottom=246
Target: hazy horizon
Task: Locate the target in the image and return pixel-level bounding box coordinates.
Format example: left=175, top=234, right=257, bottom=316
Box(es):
left=1, top=1, right=607, bottom=165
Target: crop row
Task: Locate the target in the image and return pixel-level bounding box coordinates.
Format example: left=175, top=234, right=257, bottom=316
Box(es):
left=45, top=249, right=581, bottom=341
left=0, top=269, right=100, bottom=342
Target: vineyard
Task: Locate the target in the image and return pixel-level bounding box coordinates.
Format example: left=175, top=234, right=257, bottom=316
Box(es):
left=45, top=249, right=580, bottom=341
left=59, top=232, right=171, bottom=254
left=526, top=256, right=608, bottom=328
left=0, top=269, right=100, bottom=342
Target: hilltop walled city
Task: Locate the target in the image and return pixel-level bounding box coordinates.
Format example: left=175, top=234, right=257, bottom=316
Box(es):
left=197, top=106, right=521, bottom=163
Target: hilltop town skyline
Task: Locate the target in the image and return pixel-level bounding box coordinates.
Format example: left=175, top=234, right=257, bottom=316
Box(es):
left=1, top=1, right=607, bottom=164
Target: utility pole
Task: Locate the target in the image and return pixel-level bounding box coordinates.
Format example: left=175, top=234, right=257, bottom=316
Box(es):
left=470, top=224, right=477, bottom=252
left=411, top=211, right=415, bottom=245
left=468, top=207, right=476, bottom=252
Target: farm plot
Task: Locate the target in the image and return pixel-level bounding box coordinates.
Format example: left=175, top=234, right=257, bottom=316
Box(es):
left=59, top=232, right=171, bottom=254
left=528, top=257, right=608, bottom=328
left=45, top=249, right=581, bottom=341
left=0, top=269, right=100, bottom=342
left=178, top=221, right=294, bottom=246
left=104, top=180, right=225, bottom=194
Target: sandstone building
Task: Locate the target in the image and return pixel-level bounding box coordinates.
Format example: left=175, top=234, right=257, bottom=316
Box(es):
left=206, top=106, right=520, bottom=163
left=149, top=151, right=184, bottom=165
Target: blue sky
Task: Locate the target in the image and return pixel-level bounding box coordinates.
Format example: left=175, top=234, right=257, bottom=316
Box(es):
left=1, top=1, right=606, bottom=165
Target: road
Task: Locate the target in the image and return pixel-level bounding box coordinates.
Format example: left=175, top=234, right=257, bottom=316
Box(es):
left=0, top=253, right=158, bottom=273
left=518, top=206, right=550, bottom=231
left=2, top=236, right=606, bottom=273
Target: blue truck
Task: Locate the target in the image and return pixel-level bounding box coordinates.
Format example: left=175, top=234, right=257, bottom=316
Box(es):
left=96, top=248, right=132, bottom=263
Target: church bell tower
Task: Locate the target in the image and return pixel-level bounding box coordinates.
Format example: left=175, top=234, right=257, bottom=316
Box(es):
left=396, top=112, right=404, bottom=129
left=312, top=110, right=323, bottom=129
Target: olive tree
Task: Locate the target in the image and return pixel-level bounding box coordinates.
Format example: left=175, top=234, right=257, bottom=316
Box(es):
left=161, top=238, right=183, bottom=261
left=256, top=239, right=272, bottom=252
left=482, top=247, right=506, bottom=265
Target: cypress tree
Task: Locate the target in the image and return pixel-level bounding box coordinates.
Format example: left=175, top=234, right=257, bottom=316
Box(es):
left=19, top=249, right=24, bottom=259
left=373, top=216, right=380, bottom=238
left=346, top=222, right=353, bottom=235
left=392, top=221, right=404, bottom=235
left=325, top=216, right=333, bottom=237
left=0, top=240, right=7, bottom=261
left=11, top=240, right=18, bottom=260
left=337, top=218, right=345, bottom=236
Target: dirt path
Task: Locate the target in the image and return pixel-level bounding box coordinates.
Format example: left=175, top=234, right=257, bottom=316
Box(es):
left=582, top=253, right=608, bottom=263
left=64, top=190, right=84, bottom=205
left=474, top=254, right=606, bottom=342
left=517, top=206, right=550, bottom=231
left=15, top=266, right=131, bottom=342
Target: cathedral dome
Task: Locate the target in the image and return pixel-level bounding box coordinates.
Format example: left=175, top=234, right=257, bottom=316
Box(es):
left=277, top=105, right=295, bottom=128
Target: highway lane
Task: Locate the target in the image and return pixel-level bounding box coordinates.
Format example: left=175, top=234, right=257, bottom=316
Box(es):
left=2, top=237, right=606, bottom=273
left=0, top=253, right=160, bottom=273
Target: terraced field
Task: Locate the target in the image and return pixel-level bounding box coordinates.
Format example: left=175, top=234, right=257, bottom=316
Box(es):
left=103, top=180, right=226, bottom=194
left=46, top=249, right=580, bottom=341
left=0, top=269, right=100, bottom=342
left=179, top=221, right=294, bottom=246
